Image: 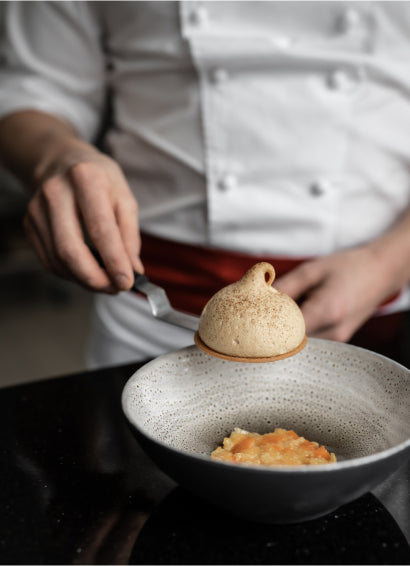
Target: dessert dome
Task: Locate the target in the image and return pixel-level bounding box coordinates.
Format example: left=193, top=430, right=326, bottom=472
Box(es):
left=194, top=262, right=306, bottom=362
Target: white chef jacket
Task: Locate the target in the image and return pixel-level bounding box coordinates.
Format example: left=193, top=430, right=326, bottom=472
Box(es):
left=1, top=1, right=410, bottom=366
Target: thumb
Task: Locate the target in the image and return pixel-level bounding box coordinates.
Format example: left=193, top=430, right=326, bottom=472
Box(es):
left=299, top=294, right=328, bottom=336
left=274, top=262, right=323, bottom=300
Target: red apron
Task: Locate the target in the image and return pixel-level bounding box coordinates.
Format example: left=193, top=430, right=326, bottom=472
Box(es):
left=139, top=232, right=406, bottom=362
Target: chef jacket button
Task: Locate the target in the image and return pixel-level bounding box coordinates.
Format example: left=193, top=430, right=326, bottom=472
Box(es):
left=327, top=69, right=358, bottom=92
left=310, top=179, right=330, bottom=197
left=189, top=5, right=208, bottom=27
left=211, top=67, right=229, bottom=85
left=218, top=174, right=237, bottom=192
left=340, top=8, right=363, bottom=33
left=273, top=35, right=293, bottom=50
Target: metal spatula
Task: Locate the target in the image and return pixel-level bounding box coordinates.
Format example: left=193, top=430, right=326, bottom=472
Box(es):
left=90, top=247, right=199, bottom=331
left=132, top=272, right=199, bottom=331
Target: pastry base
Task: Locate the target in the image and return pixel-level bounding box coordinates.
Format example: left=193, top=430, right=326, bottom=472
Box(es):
left=194, top=333, right=307, bottom=363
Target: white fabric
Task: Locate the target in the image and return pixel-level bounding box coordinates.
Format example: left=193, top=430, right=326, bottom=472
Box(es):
left=1, top=1, right=410, bottom=364
left=86, top=292, right=194, bottom=369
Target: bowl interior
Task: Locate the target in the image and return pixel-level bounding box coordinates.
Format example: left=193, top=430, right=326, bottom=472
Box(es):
left=123, top=339, right=410, bottom=463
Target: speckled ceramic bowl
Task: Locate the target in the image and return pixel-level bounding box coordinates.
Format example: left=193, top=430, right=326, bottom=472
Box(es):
left=122, top=338, right=410, bottom=523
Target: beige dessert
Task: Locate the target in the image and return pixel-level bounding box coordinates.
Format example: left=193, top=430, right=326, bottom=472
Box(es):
left=194, top=262, right=306, bottom=362
left=211, top=428, right=337, bottom=466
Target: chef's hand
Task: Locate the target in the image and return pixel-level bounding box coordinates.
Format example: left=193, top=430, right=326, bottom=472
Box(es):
left=274, top=243, right=407, bottom=342
left=0, top=110, right=143, bottom=293
left=24, top=141, right=143, bottom=293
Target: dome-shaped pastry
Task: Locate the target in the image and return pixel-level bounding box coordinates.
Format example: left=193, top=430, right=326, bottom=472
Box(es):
left=194, top=262, right=306, bottom=362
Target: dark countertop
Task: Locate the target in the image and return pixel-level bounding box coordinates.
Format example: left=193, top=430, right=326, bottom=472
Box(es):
left=0, top=361, right=409, bottom=565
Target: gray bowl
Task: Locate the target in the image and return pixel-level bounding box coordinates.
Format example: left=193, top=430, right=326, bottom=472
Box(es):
left=122, top=338, right=410, bottom=523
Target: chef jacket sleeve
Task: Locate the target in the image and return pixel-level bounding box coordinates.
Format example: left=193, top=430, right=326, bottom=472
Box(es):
left=0, top=1, right=105, bottom=142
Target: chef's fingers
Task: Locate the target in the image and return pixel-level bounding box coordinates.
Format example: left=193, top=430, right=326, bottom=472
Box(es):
left=23, top=214, right=54, bottom=273
left=299, top=289, right=355, bottom=342
left=115, top=194, right=144, bottom=274
left=69, top=162, right=135, bottom=290
left=308, top=325, right=352, bottom=341
left=304, top=296, right=368, bottom=342
left=40, top=175, right=117, bottom=293
left=274, top=261, right=324, bottom=300
left=307, top=318, right=359, bottom=342
left=24, top=192, right=73, bottom=278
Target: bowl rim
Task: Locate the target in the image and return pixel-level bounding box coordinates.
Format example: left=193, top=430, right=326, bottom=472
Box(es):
left=122, top=341, right=410, bottom=474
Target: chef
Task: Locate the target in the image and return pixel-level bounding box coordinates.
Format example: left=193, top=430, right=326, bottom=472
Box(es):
left=0, top=1, right=410, bottom=367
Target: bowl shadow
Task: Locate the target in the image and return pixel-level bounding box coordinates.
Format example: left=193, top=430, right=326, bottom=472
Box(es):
left=130, top=487, right=410, bottom=565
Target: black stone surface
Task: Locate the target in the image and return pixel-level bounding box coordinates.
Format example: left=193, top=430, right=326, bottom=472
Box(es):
left=0, top=361, right=408, bottom=564
left=131, top=488, right=410, bottom=565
